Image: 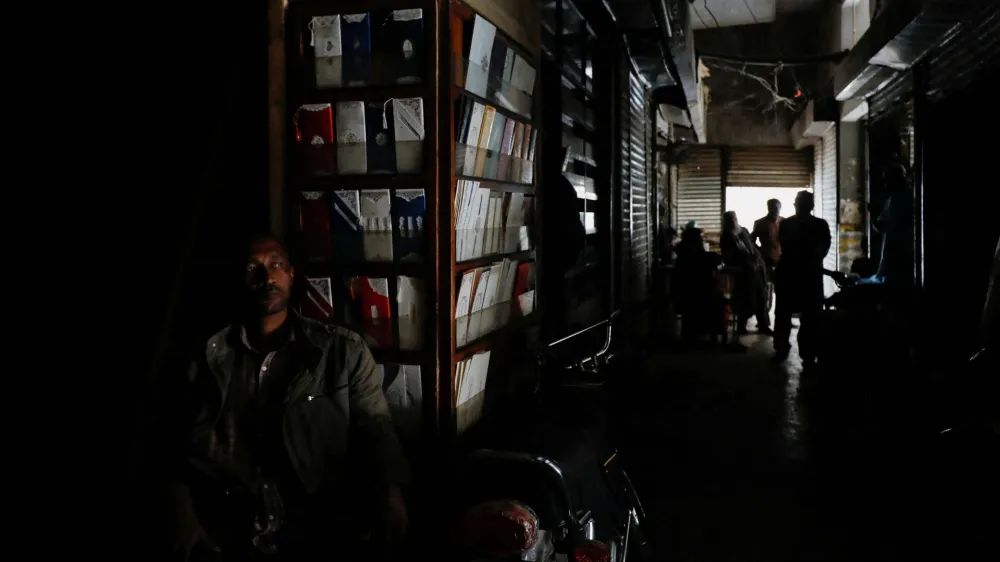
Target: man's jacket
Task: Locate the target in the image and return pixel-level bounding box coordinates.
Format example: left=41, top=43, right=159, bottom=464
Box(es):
left=776, top=214, right=832, bottom=308
left=169, top=315, right=409, bottom=495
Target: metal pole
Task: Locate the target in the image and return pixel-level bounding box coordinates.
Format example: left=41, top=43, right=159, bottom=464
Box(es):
left=912, top=66, right=925, bottom=292
left=912, top=64, right=927, bottom=361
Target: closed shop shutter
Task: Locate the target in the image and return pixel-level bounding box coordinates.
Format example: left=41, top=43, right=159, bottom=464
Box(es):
left=628, top=72, right=651, bottom=303
left=728, top=147, right=812, bottom=188
left=820, top=126, right=838, bottom=296
left=925, top=2, right=1000, bottom=104
left=619, top=60, right=651, bottom=304
left=669, top=161, right=679, bottom=228
left=677, top=147, right=723, bottom=250
left=619, top=56, right=632, bottom=303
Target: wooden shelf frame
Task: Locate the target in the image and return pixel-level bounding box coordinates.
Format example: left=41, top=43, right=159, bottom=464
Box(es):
left=282, top=0, right=445, bottom=442
left=441, top=0, right=543, bottom=438
left=274, top=0, right=544, bottom=442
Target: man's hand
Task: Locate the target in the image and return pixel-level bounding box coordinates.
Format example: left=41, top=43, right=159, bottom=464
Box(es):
left=383, top=485, right=408, bottom=541
left=369, top=485, right=408, bottom=561
left=166, top=484, right=219, bottom=561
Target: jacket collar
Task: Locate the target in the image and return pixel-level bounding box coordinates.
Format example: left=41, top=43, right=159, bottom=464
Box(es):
left=207, top=311, right=324, bottom=367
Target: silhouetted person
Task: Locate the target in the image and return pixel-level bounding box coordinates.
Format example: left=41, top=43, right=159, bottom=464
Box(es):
left=751, top=198, right=783, bottom=268
left=660, top=225, right=678, bottom=265
left=722, top=211, right=771, bottom=334
left=751, top=199, right=783, bottom=310
left=874, top=162, right=914, bottom=287
left=543, top=148, right=587, bottom=336
left=774, top=191, right=831, bottom=362
left=674, top=227, right=724, bottom=343
left=143, top=233, right=409, bottom=561
left=850, top=257, right=878, bottom=279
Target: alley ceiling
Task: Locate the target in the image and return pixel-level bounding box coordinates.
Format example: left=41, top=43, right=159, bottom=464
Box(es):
left=691, top=0, right=828, bottom=30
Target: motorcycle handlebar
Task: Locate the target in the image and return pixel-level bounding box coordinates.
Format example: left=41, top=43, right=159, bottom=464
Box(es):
left=539, top=310, right=622, bottom=372
left=469, top=449, right=578, bottom=527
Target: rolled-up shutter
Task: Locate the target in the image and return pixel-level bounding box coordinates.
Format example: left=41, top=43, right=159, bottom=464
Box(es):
left=619, top=61, right=651, bottom=304
left=728, top=147, right=811, bottom=188
left=676, top=147, right=723, bottom=250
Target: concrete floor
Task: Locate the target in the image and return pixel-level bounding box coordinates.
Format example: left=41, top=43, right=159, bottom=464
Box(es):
left=618, top=331, right=995, bottom=561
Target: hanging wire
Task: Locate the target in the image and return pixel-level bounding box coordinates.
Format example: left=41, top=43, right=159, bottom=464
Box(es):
left=692, top=3, right=710, bottom=29
left=698, top=51, right=849, bottom=66
left=703, top=0, right=721, bottom=28
left=742, top=0, right=759, bottom=24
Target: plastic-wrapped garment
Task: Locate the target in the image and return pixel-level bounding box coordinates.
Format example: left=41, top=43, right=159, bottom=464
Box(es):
left=522, top=529, right=554, bottom=561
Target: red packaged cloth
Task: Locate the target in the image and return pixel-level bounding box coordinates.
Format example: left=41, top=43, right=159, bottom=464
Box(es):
left=299, top=191, right=332, bottom=261
left=356, top=277, right=393, bottom=348
left=294, top=103, right=336, bottom=176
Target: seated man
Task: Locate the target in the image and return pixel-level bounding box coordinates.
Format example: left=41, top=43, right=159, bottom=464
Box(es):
left=141, top=233, right=409, bottom=561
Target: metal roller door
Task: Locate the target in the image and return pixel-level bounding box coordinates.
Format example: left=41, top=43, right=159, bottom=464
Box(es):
left=619, top=61, right=651, bottom=304
left=728, top=147, right=812, bottom=189
left=820, top=126, right=838, bottom=296
left=676, top=147, right=723, bottom=250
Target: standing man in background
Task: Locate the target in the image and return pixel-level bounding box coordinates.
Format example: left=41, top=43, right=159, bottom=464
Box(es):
left=774, top=192, right=831, bottom=363
left=873, top=162, right=915, bottom=288
left=751, top=199, right=783, bottom=311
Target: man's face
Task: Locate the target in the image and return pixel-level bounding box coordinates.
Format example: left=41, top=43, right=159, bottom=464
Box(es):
left=768, top=202, right=781, bottom=217
left=244, top=239, right=294, bottom=316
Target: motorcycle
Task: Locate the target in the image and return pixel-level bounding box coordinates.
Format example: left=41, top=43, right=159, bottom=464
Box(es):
left=448, top=311, right=651, bottom=562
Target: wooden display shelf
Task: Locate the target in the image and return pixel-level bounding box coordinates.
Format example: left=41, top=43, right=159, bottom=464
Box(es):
left=279, top=0, right=544, bottom=444
left=371, top=348, right=431, bottom=365
left=455, top=250, right=535, bottom=274
left=444, top=0, right=542, bottom=436
left=454, top=175, right=535, bottom=193
left=299, top=174, right=425, bottom=191
left=301, top=83, right=425, bottom=104
left=455, top=312, right=539, bottom=361
left=299, top=260, right=425, bottom=278
left=283, top=0, right=443, bottom=444
left=451, top=85, right=534, bottom=123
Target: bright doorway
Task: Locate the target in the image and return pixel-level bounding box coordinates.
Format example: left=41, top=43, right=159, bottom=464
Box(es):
left=725, top=186, right=812, bottom=229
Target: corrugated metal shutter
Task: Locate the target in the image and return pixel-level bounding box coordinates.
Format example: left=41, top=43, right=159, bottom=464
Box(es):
left=677, top=147, right=723, bottom=250
left=628, top=72, right=651, bottom=303
left=925, top=2, right=1000, bottom=103
left=728, top=147, right=812, bottom=188
left=619, top=56, right=632, bottom=302
left=669, top=162, right=679, bottom=229
left=820, top=126, right=838, bottom=296
left=868, top=70, right=913, bottom=124
left=619, top=61, right=651, bottom=304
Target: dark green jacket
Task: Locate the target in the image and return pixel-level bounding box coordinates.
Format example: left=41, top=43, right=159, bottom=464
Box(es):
left=174, top=314, right=409, bottom=495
